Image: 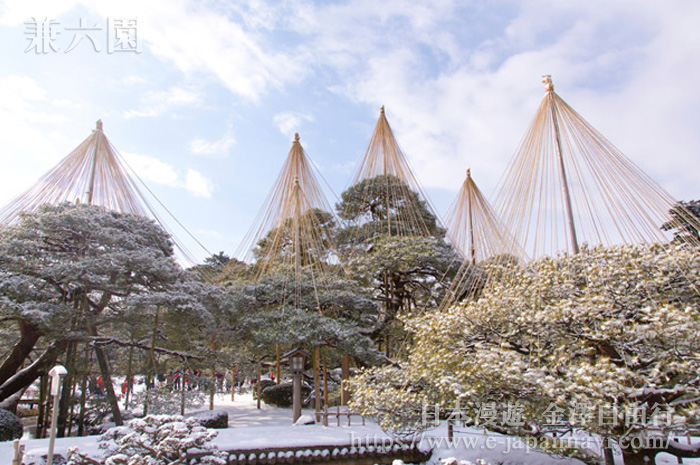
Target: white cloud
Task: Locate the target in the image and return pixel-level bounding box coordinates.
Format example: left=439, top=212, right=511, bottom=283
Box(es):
left=121, top=152, right=214, bottom=198
left=0, top=75, right=47, bottom=111
left=123, top=85, right=202, bottom=118
left=273, top=111, right=314, bottom=139
left=1, top=0, right=306, bottom=100
left=2, top=0, right=699, bottom=215
left=300, top=0, right=700, bottom=205
left=121, top=152, right=180, bottom=187
left=185, top=169, right=214, bottom=198
left=51, top=98, right=82, bottom=109
left=122, top=75, right=147, bottom=86
left=189, top=130, right=235, bottom=158
left=0, top=75, right=77, bottom=206
left=0, top=0, right=79, bottom=26
left=141, top=2, right=305, bottom=100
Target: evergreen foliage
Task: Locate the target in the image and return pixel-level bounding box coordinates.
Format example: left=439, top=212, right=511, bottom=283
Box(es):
left=350, top=244, right=700, bottom=464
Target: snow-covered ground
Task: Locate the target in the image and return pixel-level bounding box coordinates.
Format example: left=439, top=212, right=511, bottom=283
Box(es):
left=2, top=392, right=698, bottom=465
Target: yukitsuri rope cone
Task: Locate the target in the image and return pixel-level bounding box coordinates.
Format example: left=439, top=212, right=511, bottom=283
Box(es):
left=439, top=168, right=524, bottom=310
left=441, top=75, right=700, bottom=314
left=440, top=77, right=700, bottom=465
left=474, top=75, right=700, bottom=360
left=0, top=120, right=205, bottom=264
left=0, top=120, right=148, bottom=221
left=493, top=75, right=700, bottom=258
left=234, top=132, right=340, bottom=284
left=228, top=133, right=345, bottom=409
left=340, top=106, right=444, bottom=241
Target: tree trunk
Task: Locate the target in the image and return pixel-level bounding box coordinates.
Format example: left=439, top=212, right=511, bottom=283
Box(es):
left=36, top=375, right=48, bottom=438
left=314, top=347, right=321, bottom=422
left=0, top=390, right=23, bottom=413
left=602, top=437, right=615, bottom=465
left=124, top=343, right=134, bottom=409
left=92, top=344, right=122, bottom=425
left=144, top=307, right=160, bottom=416
left=256, top=359, right=261, bottom=410
left=322, top=354, right=328, bottom=407
left=209, top=336, right=217, bottom=411
left=66, top=372, right=78, bottom=436
left=0, top=340, right=68, bottom=402
left=77, top=345, right=91, bottom=436
left=57, top=340, right=77, bottom=437
left=40, top=377, right=52, bottom=438
left=230, top=366, right=236, bottom=402
left=86, top=320, right=122, bottom=426
left=340, top=355, right=350, bottom=405
left=0, top=321, right=41, bottom=387
left=275, top=344, right=281, bottom=385
left=180, top=362, right=186, bottom=416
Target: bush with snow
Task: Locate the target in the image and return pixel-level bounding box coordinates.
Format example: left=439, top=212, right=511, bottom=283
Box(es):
left=66, top=415, right=227, bottom=465
left=0, top=408, right=22, bottom=441
left=350, top=244, right=700, bottom=465
left=261, top=382, right=311, bottom=407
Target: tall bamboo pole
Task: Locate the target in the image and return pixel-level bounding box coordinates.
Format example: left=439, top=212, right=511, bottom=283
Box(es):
left=544, top=76, right=580, bottom=254
left=85, top=120, right=102, bottom=205
left=380, top=106, right=392, bottom=237
left=466, top=169, right=476, bottom=265
left=545, top=80, right=609, bottom=463
left=292, top=176, right=302, bottom=310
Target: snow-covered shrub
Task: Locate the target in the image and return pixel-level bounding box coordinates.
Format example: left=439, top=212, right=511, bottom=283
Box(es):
left=0, top=408, right=22, bottom=441
left=83, top=396, right=117, bottom=433
left=252, top=380, right=275, bottom=400
left=261, top=382, right=311, bottom=407
left=66, top=415, right=227, bottom=465
left=350, top=244, right=700, bottom=464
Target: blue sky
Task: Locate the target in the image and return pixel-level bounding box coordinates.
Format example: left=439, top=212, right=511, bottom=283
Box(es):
left=1, top=0, right=699, bottom=263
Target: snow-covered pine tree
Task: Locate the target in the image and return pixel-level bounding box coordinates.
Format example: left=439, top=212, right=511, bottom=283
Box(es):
left=350, top=244, right=700, bottom=465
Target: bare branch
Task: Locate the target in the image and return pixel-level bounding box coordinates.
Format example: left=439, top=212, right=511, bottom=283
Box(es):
left=89, top=337, right=204, bottom=360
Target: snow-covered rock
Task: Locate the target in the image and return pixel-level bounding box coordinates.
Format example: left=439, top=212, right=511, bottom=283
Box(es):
left=187, top=410, right=229, bottom=429
left=293, top=414, right=315, bottom=426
